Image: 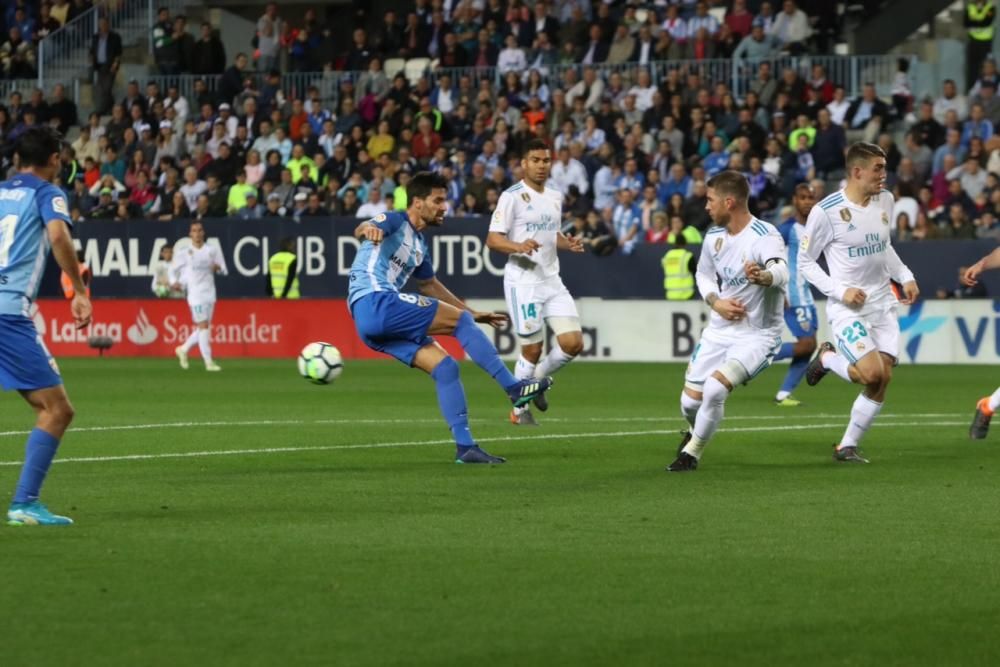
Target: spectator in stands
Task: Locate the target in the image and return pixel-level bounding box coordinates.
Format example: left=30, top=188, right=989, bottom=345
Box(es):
left=733, top=19, right=781, bottom=60
left=844, top=83, right=889, bottom=143
left=254, top=3, right=282, bottom=74
left=579, top=24, right=609, bottom=65
left=949, top=155, right=990, bottom=199
left=497, top=34, right=527, bottom=74
left=612, top=189, right=641, bottom=255
left=965, top=1, right=997, bottom=92
left=770, top=0, right=812, bottom=53
left=682, top=179, right=712, bottom=232
left=192, top=22, right=226, bottom=75
left=933, top=128, right=968, bottom=175
left=220, top=53, right=248, bottom=107
left=963, top=102, right=996, bottom=147
left=89, top=16, right=122, bottom=115
left=934, top=79, right=969, bottom=123
left=972, top=79, right=1000, bottom=128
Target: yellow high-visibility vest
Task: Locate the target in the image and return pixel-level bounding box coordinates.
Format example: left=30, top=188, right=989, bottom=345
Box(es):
left=268, top=251, right=300, bottom=299
left=662, top=248, right=695, bottom=300
left=968, top=1, right=996, bottom=41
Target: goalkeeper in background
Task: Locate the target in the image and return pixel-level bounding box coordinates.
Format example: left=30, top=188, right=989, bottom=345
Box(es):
left=962, top=246, right=1000, bottom=439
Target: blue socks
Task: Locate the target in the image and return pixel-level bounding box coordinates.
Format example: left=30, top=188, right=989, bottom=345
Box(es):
left=774, top=342, right=796, bottom=362
left=453, top=311, right=518, bottom=391
left=780, top=356, right=810, bottom=395
left=13, top=428, right=61, bottom=504
left=431, top=357, right=475, bottom=449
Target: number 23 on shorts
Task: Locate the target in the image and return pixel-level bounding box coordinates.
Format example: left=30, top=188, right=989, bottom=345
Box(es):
left=841, top=320, right=868, bottom=344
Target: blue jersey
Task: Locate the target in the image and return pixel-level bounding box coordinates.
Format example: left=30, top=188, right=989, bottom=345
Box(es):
left=778, top=218, right=814, bottom=308
left=0, top=173, right=72, bottom=316
left=348, top=211, right=435, bottom=306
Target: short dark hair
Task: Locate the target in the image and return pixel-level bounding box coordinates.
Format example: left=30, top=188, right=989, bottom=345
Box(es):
left=14, top=127, right=64, bottom=168
left=845, top=141, right=886, bottom=169
left=706, top=170, right=750, bottom=203
left=406, top=171, right=448, bottom=202
left=522, top=138, right=550, bottom=157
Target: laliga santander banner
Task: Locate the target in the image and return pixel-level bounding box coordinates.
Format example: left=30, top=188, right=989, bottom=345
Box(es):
left=32, top=299, right=465, bottom=360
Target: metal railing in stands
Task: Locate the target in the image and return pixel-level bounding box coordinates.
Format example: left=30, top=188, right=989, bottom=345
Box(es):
left=141, top=54, right=911, bottom=112
left=38, top=0, right=188, bottom=88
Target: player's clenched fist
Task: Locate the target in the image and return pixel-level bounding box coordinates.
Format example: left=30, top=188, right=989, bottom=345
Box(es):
left=842, top=287, right=867, bottom=307
left=361, top=224, right=384, bottom=244
left=712, top=298, right=746, bottom=321
left=514, top=239, right=541, bottom=254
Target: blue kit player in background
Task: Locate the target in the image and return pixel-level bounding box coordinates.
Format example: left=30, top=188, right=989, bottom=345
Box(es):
left=0, top=127, right=93, bottom=526
left=348, top=172, right=553, bottom=464
left=772, top=183, right=818, bottom=406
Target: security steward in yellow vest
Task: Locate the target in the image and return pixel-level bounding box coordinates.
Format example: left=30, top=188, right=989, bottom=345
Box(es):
left=268, top=238, right=300, bottom=299
left=662, top=234, right=696, bottom=300
left=966, top=1, right=996, bottom=90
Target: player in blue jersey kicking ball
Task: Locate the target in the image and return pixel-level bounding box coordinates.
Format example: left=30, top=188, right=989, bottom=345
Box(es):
left=1, top=128, right=93, bottom=525
left=348, top=171, right=552, bottom=464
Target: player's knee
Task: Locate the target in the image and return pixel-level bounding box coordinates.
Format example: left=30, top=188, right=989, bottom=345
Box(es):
left=47, top=396, right=75, bottom=428
left=560, top=334, right=584, bottom=357
left=431, top=355, right=460, bottom=382
left=797, top=337, right=817, bottom=357
left=703, top=376, right=730, bottom=406
left=855, top=363, right=885, bottom=387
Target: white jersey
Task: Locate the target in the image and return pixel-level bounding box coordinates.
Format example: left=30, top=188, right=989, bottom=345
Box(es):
left=798, top=189, right=914, bottom=312
left=489, top=180, right=563, bottom=284
left=696, top=218, right=787, bottom=334
left=169, top=243, right=227, bottom=305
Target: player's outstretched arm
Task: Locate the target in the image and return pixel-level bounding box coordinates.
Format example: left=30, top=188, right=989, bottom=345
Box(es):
left=486, top=231, right=540, bottom=255
left=48, top=220, right=92, bottom=329
left=417, top=277, right=508, bottom=328
left=962, top=247, right=1000, bottom=286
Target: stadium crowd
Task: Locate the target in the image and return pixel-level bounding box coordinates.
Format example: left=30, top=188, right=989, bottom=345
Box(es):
left=0, top=1, right=92, bottom=79
left=1, top=0, right=998, bottom=254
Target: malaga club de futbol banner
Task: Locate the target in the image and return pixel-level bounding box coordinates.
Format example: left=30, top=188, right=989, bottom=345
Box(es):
left=33, top=297, right=1000, bottom=365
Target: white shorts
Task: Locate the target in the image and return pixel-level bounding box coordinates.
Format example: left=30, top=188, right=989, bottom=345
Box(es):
left=505, top=276, right=580, bottom=341
left=189, top=301, right=215, bottom=324
left=827, top=302, right=899, bottom=363
left=685, top=325, right=782, bottom=392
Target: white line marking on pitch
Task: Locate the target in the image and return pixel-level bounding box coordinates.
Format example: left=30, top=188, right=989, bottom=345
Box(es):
left=0, top=413, right=965, bottom=439
left=0, top=421, right=969, bottom=467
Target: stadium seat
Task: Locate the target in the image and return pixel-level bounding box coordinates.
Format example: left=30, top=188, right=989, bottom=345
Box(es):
left=404, top=58, right=431, bottom=85
left=384, top=58, right=405, bottom=79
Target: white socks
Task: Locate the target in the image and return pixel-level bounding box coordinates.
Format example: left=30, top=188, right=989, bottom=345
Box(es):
left=181, top=330, right=199, bottom=353
left=197, top=328, right=213, bottom=365
left=840, top=393, right=882, bottom=449
left=989, top=387, right=1000, bottom=412
left=822, top=349, right=853, bottom=382
left=513, top=356, right=536, bottom=415
left=536, top=345, right=575, bottom=378
left=680, top=392, right=701, bottom=429
left=684, top=377, right=729, bottom=459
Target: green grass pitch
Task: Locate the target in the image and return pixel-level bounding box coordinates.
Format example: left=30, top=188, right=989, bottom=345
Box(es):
left=2, top=359, right=1000, bottom=666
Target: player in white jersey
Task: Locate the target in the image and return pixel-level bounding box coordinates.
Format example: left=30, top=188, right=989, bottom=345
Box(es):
left=667, top=171, right=789, bottom=472
left=961, top=247, right=1000, bottom=439
left=170, top=221, right=228, bottom=371
left=487, top=139, right=585, bottom=426
left=798, top=142, right=919, bottom=463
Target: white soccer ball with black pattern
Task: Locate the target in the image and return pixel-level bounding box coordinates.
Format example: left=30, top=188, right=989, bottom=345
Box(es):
left=298, top=342, right=343, bottom=384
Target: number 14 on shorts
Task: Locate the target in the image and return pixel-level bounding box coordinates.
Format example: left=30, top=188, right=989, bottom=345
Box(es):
left=520, top=303, right=538, bottom=320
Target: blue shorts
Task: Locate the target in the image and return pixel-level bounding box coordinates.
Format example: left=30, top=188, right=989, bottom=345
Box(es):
left=0, top=315, right=62, bottom=391
left=349, top=292, right=440, bottom=366
left=784, top=305, right=819, bottom=339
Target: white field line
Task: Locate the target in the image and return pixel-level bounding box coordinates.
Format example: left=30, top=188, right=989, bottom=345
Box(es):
left=0, top=420, right=969, bottom=467
left=0, top=413, right=967, bottom=439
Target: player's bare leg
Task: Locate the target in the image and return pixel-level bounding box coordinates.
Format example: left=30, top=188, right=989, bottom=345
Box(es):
left=829, top=351, right=893, bottom=463
left=8, top=386, right=75, bottom=526
left=412, top=342, right=506, bottom=464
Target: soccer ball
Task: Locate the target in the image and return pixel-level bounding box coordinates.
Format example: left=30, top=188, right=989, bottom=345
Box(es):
left=297, top=342, right=343, bottom=384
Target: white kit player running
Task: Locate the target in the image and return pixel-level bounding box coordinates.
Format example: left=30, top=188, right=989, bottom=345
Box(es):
left=799, top=142, right=919, bottom=463
left=171, top=221, right=228, bottom=371
left=668, top=171, right=789, bottom=472
left=486, top=139, right=585, bottom=426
